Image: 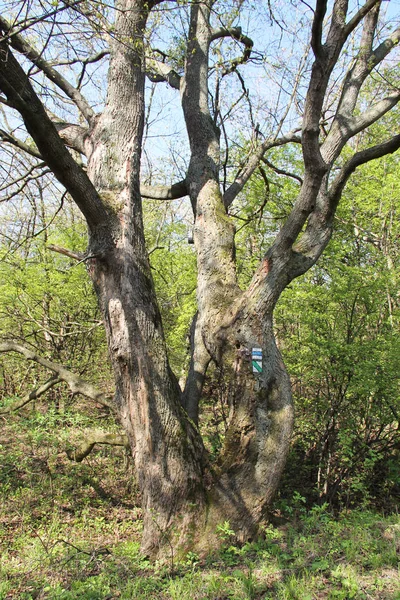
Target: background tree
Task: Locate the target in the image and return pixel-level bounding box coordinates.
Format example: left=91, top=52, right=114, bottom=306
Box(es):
left=0, top=0, right=399, bottom=556
left=272, top=149, right=399, bottom=507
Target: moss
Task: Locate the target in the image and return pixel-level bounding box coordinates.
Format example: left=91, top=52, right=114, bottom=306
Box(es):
left=100, top=191, right=124, bottom=214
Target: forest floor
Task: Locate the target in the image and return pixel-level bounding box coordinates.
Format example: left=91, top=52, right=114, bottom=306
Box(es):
left=0, top=406, right=399, bottom=600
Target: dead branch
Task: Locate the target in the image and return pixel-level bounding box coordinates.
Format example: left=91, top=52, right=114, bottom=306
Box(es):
left=0, top=342, right=113, bottom=410
left=47, top=244, right=85, bottom=262
left=0, top=375, right=61, bottom=414
left=66, top=431, right=129, bottom=462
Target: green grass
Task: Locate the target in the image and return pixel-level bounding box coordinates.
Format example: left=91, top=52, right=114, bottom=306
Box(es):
left=0, top=407, right=399, bottom=599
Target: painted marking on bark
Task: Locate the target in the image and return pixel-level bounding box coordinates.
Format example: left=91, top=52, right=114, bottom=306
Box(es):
left=261, top=258, right=270, bottom=275
left=252, top=347, right=263, bottom=374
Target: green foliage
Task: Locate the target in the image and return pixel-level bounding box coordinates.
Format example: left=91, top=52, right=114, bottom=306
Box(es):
left=233, top=147, right=400, bottom=508
left=275, top=153, right=400, bottom=507
left=144, top=199, right=197, bottom=374
left=1, top=406, right=399, bottom=599
left=234, top=144, right=303, bottom=287
left=0, top=203, right=109, bottom=404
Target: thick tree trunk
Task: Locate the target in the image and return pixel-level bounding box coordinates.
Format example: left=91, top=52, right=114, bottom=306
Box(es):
left=177, top=0, right=294, bottom=552
left=82, top=0, right=209, bottom=556
left=204, top=312, right=294, bottom=545
left=85, top=0, right=296, bottom=557
left=89, top=238, right=207, bottom=556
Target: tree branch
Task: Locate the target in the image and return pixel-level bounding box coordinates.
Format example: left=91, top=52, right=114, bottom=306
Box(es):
left=140, top=179, right=188, bottom=200
left=329, top=134, right=400, bottom=205
left=0, top=16, right=95, bottom=123
left=0, top=375, right=61, bottom=414
left=210, top=26, right=253, bottom=74
left=311, top=0, right=328, bottom=58
left=372, top=26, right=400, bottom=67
left=333, top=5, right=384, bottom=122
left=53, top=122, right=90, bottom=155
left=261, top=158, right=303, bottom=185
left=290, top=133, right=400, bottom=277
left=145, top=57, right=181, bottom=90
left=66, top=431, right=129, bottom=462
left=0, top=128, right=42, bottom=159
left=0, top=162, right=47, bottom=193
left=350, top=91, right=400, bottom=134
left=0, top=41, right=111, bottom=232
left=223, top=131, right=301, bottom=207
left=344, top=0, right=381, bottom=39
left=322, top=18, right=400, bottom=163
left=47, top=244, right=85, bottom=261
left=52, top=50, right=109, bottom=68
left=0, top=342, right=113, bottom=409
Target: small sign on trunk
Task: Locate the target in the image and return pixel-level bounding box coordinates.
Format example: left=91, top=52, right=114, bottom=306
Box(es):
left=252, top=347, right=262, bottom=374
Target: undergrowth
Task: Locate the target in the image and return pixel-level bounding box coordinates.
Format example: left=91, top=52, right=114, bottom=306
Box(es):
left=0, top=406, right=399, bottom=599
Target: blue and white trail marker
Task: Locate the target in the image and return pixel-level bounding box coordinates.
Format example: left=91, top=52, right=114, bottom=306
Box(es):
left=252, top=347, right=263, bottom=374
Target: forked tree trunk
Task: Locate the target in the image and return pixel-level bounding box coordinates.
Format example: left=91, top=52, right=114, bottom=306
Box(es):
left=89, top=230, right=294, bottom=556
left=82, top=0, right=294, bottom=557
left=0, top=0, right=296, bottom=558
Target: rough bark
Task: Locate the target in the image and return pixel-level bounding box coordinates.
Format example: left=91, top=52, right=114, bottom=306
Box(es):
left=82, top=0, right=207, bottom=555
left=177, top=0, right=295, bottom=547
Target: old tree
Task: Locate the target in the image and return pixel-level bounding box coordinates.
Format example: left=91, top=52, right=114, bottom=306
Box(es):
left=0, top=0, right=399, bottom=555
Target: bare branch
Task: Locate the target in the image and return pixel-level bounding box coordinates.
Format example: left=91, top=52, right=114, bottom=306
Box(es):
left=290, top=133, right=400, bottom=277
left=323, top=90, right=400, bottom=164
left=344, top=0, right=382, bottom=39
left=54, top=122, right=89, bottom=155
left=0, top=161, right=46, bottom=193
left=0, top=1, right=83, bottom=40
left=145, top=57, right=181, bottom=90
left=311, top=0, right=328, bottom=58
left=223, top=131, right=301, bottom=208
left=322, top=17, right=400, bottom=163
left=0, top=342, right=113, bottom=409
left=329, top=134, right=400, bottom=205
left=334, top=6, right=385, bottom=121
left=0, top=41, right=111, bottom=232
left=140, top=179, right=188, bottom=200
left=0, top=375, right=61, bottom=414
left=47, top=244, right=85, bottom=261
left=350, top=91, right=400, bottom=135
left=261, top=158, right=303, bottom=185
left=0, top=128, right=42, bottom=159
left=0, top=16, right=95, bottom=124
left=372, top=27, right=400, bottom=66
left=210, top=26, right=253, bottom=74
left=53, top=50, right=109, bottom=68
left=0, top=167, right=51, bottom=204
left=66, top=431, right=129, bottom=462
